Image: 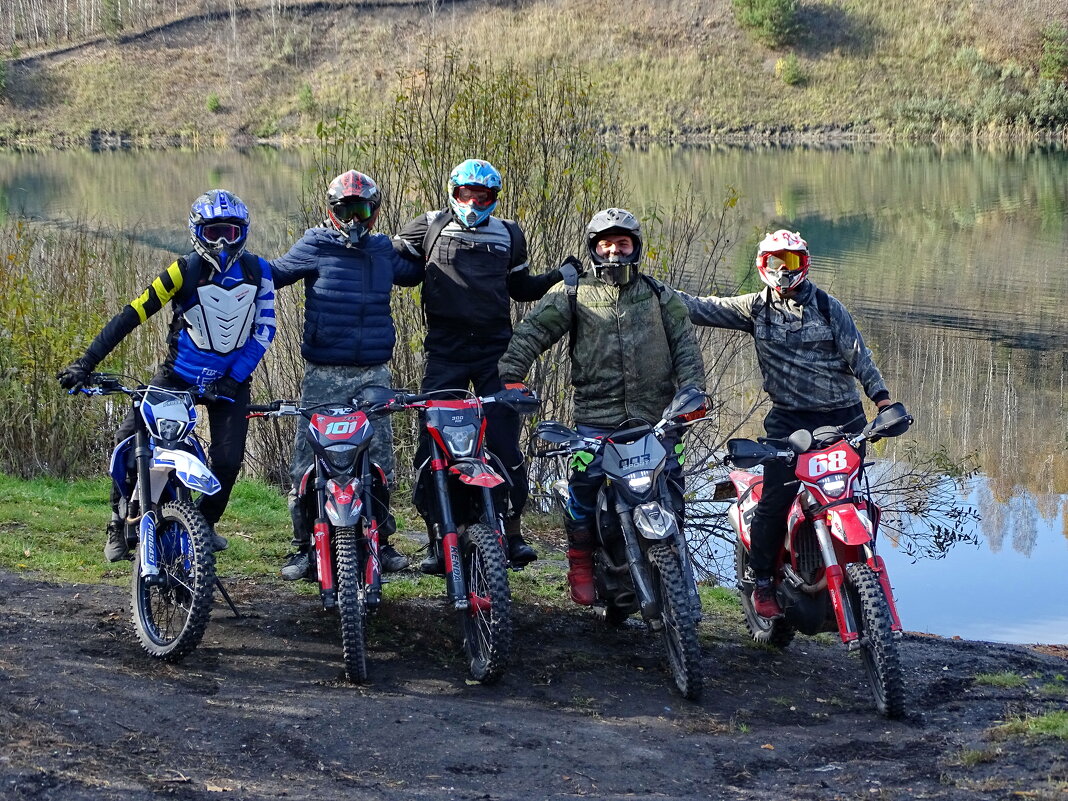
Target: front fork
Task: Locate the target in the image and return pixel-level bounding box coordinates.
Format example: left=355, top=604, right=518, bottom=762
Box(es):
left=430, top=457, right=468, bottom=611
left=812, top=518, right=860, bottom=645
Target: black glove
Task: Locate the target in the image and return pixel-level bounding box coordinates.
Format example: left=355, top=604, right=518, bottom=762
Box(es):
left=558, top=256, right=582, bottom=287
left=56, top=359, right=93, bottom=391
left=207, top=375, right=242, bottom=403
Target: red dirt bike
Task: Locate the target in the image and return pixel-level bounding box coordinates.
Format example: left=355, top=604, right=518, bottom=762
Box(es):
left=720, top=402, right=913, bottom=718
left=379, top=385, right=540, bottom=684
left=247, top=387, right=397, bottom=682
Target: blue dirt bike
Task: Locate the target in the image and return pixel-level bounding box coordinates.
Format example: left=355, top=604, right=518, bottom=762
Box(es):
left=76, top=373, right=222, bottom=662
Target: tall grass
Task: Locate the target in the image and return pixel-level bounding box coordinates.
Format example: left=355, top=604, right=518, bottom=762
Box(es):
left=0, top=219, right=168, bottom=477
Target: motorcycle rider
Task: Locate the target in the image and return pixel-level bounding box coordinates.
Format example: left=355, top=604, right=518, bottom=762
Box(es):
left=498, top=208, right=706, bottom=605
left=272, top=170, right=424, bottom=580
left=57, top=189, right=276, bottom=561
left=393, top=158, right=577, bottom=573
left=678, top=229, right=894, bottom=618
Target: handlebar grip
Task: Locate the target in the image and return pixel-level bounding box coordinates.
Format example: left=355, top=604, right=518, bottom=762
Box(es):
left=246, top=401, right=282, bottom=413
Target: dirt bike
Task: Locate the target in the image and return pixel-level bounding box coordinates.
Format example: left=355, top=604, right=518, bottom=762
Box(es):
left=530, top=386, right=709, bottom=701
left=378, top=385, right=540, bottom=684
left=74, top=373, right=220, bottom=662
left=720, top=401, right=913, bottom=718
left=246, top=387, right=397, bottom=683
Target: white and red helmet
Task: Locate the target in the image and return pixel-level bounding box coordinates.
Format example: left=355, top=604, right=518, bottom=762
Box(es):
left=756, top=229, right=810, bottom=294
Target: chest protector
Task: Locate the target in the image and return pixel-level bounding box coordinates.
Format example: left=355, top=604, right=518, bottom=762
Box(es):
left=178, top=252, right=262, bottom=354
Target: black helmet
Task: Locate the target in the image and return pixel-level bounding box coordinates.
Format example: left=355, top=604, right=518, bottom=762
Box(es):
left=585, top=208, right=642, bottom=287
left=326, top=170, right=382, bottom=244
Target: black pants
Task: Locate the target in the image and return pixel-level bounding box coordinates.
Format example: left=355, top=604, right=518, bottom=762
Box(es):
left=748, top=403, right=866, bottom=578
left=111, top=370, right=252, bottom=526
left=416, top=350, right=527, bottom=520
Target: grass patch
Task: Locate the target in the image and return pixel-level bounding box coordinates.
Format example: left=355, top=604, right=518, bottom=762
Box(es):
left=974, top=671, right=1028, bottom=689
left=990, top=710, right=1068, bottom=740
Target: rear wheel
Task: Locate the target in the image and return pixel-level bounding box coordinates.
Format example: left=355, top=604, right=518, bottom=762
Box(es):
left=335, top=526, right=368, bottom=683
left=649, top=543, right=703, bottom=701
left=846, top=562, right=906, bottom=719
left=459, top=523, right=512, bottom=684
left=131, top=500, right=216, bottom=662
left=735, top=540, right=795, bottom=649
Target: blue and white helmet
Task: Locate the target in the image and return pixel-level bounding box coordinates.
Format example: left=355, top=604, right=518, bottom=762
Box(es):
left=188, top=189, right=250, bottom=271
left=447, top=159, right=501, bottom=228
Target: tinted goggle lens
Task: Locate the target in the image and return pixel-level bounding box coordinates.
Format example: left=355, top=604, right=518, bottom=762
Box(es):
left=454, top=186, right=498, bottom=209
left=201, top=223, right=244, bottom=244
left=334, top=198, right=375, bottom=223
left=768, top=251, right=803, bottom=271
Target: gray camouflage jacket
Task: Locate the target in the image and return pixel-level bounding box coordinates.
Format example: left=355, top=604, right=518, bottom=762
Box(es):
left=678, top=282, right=889, bottom=412
left=499, top=274, right=706, bottom=427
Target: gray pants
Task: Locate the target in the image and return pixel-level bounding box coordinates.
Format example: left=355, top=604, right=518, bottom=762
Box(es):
left=289, top=362, right=396, bottom=546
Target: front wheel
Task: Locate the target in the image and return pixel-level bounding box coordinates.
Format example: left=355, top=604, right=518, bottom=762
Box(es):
left=335, top=526, right=368, bottom=683
left=459, top=523, right=513, bottom=684
left=131, top=499, right=216, bottom=661
left=846, top=562, right=906, bottom=719
left=735, top=540, right=795, bottom=649
left=649, top=543, right=704, bottom=701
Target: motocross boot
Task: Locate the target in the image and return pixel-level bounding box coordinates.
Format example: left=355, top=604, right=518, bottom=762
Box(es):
left=379, top=542, right=410, bottom=572
left=753, top=577, right=783, bottom=618
left=504, top=516, right=537, bottom=567
left=566, top=549, right=596, bottom=606
left=420, top=520, right=446, bottom=575
left=205, top=523, right=229, bottom=553
left=103, top=517, right=130, bottom=563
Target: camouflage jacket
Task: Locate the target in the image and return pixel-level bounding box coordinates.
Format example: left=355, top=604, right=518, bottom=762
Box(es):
left=677, top=282, right=889, bottom=412
left=499, top=274, right=706, bottom=427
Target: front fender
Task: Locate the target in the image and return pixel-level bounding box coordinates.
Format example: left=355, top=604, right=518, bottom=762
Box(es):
left=826, top=505, right=873, bottom=546
left=152, top=448, right=222, bottom=496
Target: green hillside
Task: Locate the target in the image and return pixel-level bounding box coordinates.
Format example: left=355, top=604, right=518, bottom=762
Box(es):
left=1, top=0, right=1067, bottom=145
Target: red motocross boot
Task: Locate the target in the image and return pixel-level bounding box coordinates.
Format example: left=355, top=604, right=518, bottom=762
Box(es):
left=566, top=548, right=596, bottom=606
left=753, top=577, right=783, bottom=618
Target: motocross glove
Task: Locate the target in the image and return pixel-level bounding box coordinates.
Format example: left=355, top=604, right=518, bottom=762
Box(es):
left=56, top=358, right=95, bottom=391
left=206, top=375, right=242, bottom=403
left=558, top=256, right=582, bottom=287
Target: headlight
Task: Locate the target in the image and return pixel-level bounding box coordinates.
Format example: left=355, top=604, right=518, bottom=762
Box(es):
left=816, top=474, right=849, bottom=498
left=627, top=473, right=653, bottom=492
left=155, top=418, right=184, bottom=441
left=323, top=443, right=358, bottom=469
left=441, top=425, right=477, bottom=458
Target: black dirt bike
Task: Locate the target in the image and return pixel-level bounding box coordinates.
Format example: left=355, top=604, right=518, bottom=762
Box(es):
left=530, top=386, right=709, bottom=700
left=247, top=387, right=397, bottom=682
left=74, top=373, right=221, bottom=662
left=378, top=386, right=540, bottom=684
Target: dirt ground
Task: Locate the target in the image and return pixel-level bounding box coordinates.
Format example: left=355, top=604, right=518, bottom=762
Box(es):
left=1, top=542, right=1067, bottom=801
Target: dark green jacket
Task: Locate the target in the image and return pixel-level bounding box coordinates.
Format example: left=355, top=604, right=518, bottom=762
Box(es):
left=499, top=274, right=706, bottom=427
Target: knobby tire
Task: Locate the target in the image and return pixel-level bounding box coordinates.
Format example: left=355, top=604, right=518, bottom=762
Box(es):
left=846, top=562, right=906, bottom=719
left=335, top=526, right=369, bottom=683
left=649, top=543, right=704, bottom=701
left=131, top=499, right=216, bottom=662
left=735, top=540, right=795, bottom=649
left=459, top=523, right=512, bottom=684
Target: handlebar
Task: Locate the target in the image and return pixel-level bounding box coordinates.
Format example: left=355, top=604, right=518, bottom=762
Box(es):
left=75, top=373, right=220, bottom=402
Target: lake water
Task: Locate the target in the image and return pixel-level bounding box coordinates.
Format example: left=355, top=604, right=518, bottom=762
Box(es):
left=2, top=143, right=1066, bottom=645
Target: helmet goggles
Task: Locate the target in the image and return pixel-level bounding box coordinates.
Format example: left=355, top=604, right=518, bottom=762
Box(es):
left=453, top=184, right=498, bottom=210
left=332, top=197, right=377, bottom=223
left=199, top=222, right=246, bottom=245
left=766, top=250, right=805, bottom=272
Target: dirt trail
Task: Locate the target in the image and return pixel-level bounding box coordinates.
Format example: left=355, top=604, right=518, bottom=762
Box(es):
left=1, top=564, right=1066, bottom=800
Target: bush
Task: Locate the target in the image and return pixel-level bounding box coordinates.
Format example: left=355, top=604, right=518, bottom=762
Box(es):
left=1039, top=23, right=1068, bottom=83
left=775, top=53, right=806, bottom=86
left=206, top=93, right=222, bottom=114
left=298, top=83, right=316, bottom=114
left=732, top=0, right=799, bottom=48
